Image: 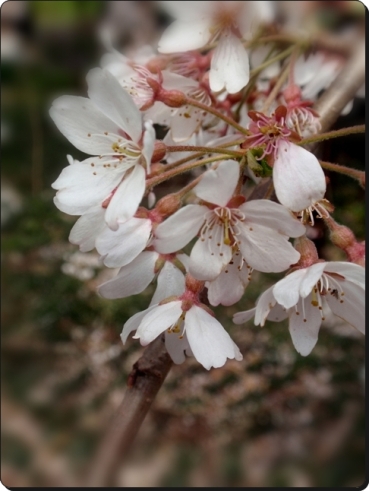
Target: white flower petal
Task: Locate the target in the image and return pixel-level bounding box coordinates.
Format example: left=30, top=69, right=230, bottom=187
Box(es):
left=240, top=199, right=306, bottom=237
left=121, top=305, right=157, bottom=343
left=96, top=217, right=151, bottom=267
left=267, top=303, right=289, bottom=322
left=273, top=269, right=307, bottom=309
left=135, top=301, right=183, bottom=345
left=298, top=262, right=326, bottom=298
left=105, top=165, right=146, bottom=230
left=254, top=285, right=277, bottom=326
left=233, top=308, right=256, bottom=324
left=324, top=262, right=365, bottom=288
left=237, top=222, right=301, bottom=273
left=150, top=261, right=186, bottom=306
left=87, top=68, right=143, bottom=143
left=165, top=331, right=191, bottom=364
left=207, top=259, right=250, bottom=306
left=193, top=160, right=239, bottom=206
left=325, top=281, right=365, bottom=334
left=185, top=305, right=243, bottom=370
left=289, top=294, right=322, bottom=356
left=209, top=32, right=250, bottom=94
left=142, top=121, right=155, bottom=173
left=154, top=204, right=207, bottom=253
left=158, top=19, right=212, bottom=53
left=98, top=251, right=158, bottom=299
left=69, top=206, right=105, bottom=252
left=50, top=96, right=118, bottom=155
left=52, top=158, right=123, bottom=215
left=273, top=141, right=326, bottom=212
left=170, top=108, right=201, bottom=143
left=189, top=235, right=232, bottom=281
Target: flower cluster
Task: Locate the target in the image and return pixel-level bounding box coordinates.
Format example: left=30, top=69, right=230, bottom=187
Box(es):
left=51, top=1, right=365, bottom=370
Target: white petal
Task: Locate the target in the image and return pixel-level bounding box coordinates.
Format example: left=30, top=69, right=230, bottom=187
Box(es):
left=50, top=96, right=119, bottom=155
left=193, top=160, right=239, bottom=206
left=207, top=259, right=250, bottom=306
left=254, top=285, right=277, bottom=326
left=209, top=32, right=250, bottom=94
left=165, top=331, right=190, bottom=364
left=142, top=121, right=155, bottom=173
left=273, top=269, right=307, bottom=309
left=189, top=235, right=232, bottom=281
left=289, top=295, right=322, bottom=356
left=135, top=301, right=183, bottom=345
left=87, top=68, right=143, bottom=143
left=154, top=205, right=207, bottom=253
left=273, top=141, right=326, bottom=212
left=237, top=222, right=301, bottom=273
left=69, top=206, right=105, bottom=252
left=105, top=165, right=146, bottom=230
left=121, top=305, right=156, bottom=343
left=240, top=199, right=306, bottom=237
left=158, top=19, right=212, bottom=53
left=150, top=261, right=186, bottom=306
left=170, top=108, right=201, bottom=143
left=267, top=303, right=289, bottom=322
left=324, top=262, right=365, bottom=288
left=233, top=308, right=256, bottom=324
left=325, top=281, right=365, bottom=334
left=185, top=305, right=243, bottom=370
left=298, top=262, right=326, bottom=298
left=98, top=251, right=158, bottom=299
left=52, top=158, right=123, bottom=215
left=96, top=217, right=151, bottom=267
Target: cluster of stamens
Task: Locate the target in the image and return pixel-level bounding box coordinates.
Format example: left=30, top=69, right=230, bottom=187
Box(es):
left=200, top=207, right=244, bottom=252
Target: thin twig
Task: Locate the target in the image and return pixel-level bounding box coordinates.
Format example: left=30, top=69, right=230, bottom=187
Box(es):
left=84, top=335, right=172, bottom=487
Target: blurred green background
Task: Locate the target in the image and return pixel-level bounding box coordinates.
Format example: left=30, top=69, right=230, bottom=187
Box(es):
left=1, top=1, right=365, bottom=487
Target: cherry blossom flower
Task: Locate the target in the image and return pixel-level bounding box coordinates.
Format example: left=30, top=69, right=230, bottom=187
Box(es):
left=243, top=107, right=327, bottom=212
left=123, top=276, right=242, bottom=369
left=154, top=160, right=305, bottom=280
left=158, top=1, right=274, bottom=93
left=50, top=68, right=155, bottom=230
left=233, top=261, right=365, bottom=356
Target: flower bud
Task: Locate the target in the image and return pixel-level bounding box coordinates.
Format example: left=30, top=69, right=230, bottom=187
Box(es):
left=283, top=84, right=301, bottom=105
left=155, top=193, right=182, bottom=217
left=324, top=216, right=355, bottom=250
left=152, top=141, right=167, bottom=163
left=156, top=89, right=187, bottom=108
left=148, top=163, right=165, bottom=177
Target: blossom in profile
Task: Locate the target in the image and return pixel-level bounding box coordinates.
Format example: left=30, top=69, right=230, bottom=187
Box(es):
left=243, top=106, right=327, bottom=212
left=233, top=261, right=365, bottom=356
left=50, top=68, right=155, bottom=230
left=123, top=275, right=242, bottom=369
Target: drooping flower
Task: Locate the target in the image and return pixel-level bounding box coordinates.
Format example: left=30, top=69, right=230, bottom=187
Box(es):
left=233, top=261, right=365, bottom=356
left=123, top=275, right=242, bottom=369
left=243, top=106, right=327, bottom=212
left=154, top=160, right=305, bottom=280
left=50, top=68, right=155, bottom=230
left=157, top=1, right=274, bottom=93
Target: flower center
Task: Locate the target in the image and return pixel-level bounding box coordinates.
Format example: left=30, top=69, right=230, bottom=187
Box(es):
left=201, top=207, right=245, bottom=253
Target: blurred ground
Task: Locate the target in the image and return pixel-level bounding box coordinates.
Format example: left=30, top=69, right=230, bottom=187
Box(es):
left=1, top=1, right=365, bottom=487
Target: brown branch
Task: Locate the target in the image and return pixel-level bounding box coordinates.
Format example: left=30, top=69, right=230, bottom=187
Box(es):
left=313, top=39, right=365, bottom=133
left=84, top=335, right=172, bottom=487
